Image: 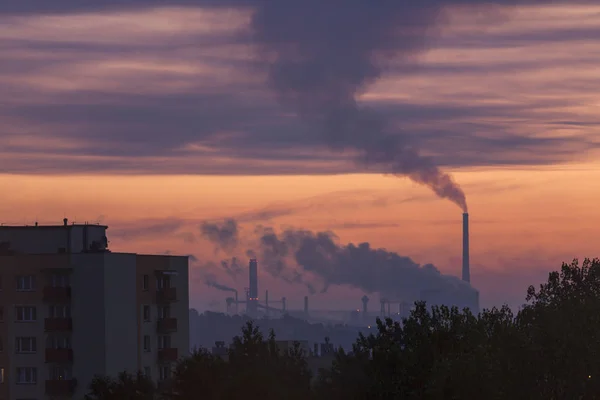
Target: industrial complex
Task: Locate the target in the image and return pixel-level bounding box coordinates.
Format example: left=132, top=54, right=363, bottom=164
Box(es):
left=222, top=212, right=479, bottom=324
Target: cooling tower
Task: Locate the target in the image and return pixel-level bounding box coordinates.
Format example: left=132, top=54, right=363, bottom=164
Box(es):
left=462, top=213, right=470, bottom=283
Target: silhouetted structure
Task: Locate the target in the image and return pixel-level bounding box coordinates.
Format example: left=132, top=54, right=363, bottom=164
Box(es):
left=247, top=259, right=259, bottom=318
left=462, top=212, right=470, bottom=283
left=0, top=220, right=190, bottom=399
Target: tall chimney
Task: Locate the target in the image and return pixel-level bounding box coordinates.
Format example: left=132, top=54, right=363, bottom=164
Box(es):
left=462, top=213, right=470, bottom=283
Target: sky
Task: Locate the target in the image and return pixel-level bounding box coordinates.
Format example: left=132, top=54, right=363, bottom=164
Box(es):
left=1, top=1, right=599, bottom=312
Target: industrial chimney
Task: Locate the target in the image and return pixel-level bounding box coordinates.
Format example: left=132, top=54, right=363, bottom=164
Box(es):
left=462, top=213, right=470, bottom=283
left=248, top=259, right=259, bottom=318
left=361, top=295, right=369, bottom=321
left=304, top=296, right=309, bottom=317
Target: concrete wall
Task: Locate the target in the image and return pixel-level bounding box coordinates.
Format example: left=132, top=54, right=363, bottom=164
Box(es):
left=103, top=253, right=138, bottom=376
left=170, top=256, right=190, bottom=360
left=0, top=225, right=107, bottom=254
left=71, top=253, right=107, bottom=399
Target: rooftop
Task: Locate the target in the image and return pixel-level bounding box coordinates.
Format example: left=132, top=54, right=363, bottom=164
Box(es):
left=0, top=219, right=107, bottom=229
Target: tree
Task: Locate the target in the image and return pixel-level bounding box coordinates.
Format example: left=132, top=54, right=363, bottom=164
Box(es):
left=315, top=302, right=519, bottom=400
left=225, top=321, right=313, bottom=400
left=84, top=371, right=155, bottom=400
left=164, top=348, right=228, bottom=399
left=163, top=321, right=313, bottom=400
left=516, top=258, right=600, bottom=399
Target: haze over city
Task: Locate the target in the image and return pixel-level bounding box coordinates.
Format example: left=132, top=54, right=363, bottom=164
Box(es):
left=2, top=1, right=600, bottom=312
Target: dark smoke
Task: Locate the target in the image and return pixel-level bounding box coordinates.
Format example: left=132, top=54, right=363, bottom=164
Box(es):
left=204, top=272, right=237, bottom=293
left=246, top=1, right=481, bottom=210
left=200, top=219, right=239, bottom=252
left=255, top=226, right=470, bottom=299
left=201, top=219, right=473, bottom=300
left=220, top=257, right=244, bottom=280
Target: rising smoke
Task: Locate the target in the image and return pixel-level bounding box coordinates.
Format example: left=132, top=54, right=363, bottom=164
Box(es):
left=204, top=271, right=237, bottom=293
left=201, top=220, right=473, bottom=301
left=244, top=1, right=481, bottom=210
left=200, top=218, right=239, bottom=252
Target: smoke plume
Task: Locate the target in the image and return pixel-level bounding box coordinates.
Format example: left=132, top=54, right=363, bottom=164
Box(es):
left=201, top=219, right=474, bottom=301
left=246, top=1, right=476, bottom=210
left=204, top=272, right=237, bottom=293
left=200, top=219, right=239, bottom=252
left=220, top=257, right=244, bottom=280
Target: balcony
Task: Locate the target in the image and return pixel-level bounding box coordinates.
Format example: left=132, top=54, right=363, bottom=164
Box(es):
left=158, top=348, right=178, bottom=363
left=45, top=348, right=73, bottom=363
left=45, top=379, right=77, bottom=396
left=43, top=286, right=72, bottom=302
left=156, top=287, right=177, bottom=303
left=157, top=318, right=178, bottom=333
left=45, top=318, right=73, bottom=332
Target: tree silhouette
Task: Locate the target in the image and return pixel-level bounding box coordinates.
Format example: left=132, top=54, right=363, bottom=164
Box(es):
left=164, top=348, right=227, bottom=399
left=85, top=258, right=600, bottom=400
left=84, top=371, right=155, bottom=400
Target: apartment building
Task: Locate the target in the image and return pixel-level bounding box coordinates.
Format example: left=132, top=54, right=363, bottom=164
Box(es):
left=0, top=220, right=189, bottom=399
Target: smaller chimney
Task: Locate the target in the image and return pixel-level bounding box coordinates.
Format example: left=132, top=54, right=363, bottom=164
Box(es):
left=63, top=218, right=68, bottom=227
left=361, top=295, right=369, bottom=321
left=304, top=296, right=309, bottom=317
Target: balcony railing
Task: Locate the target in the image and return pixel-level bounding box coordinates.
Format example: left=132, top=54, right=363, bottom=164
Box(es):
left=158, top=348, right=178, bottom=363
left=45, top=379, right=77, bottom=396
left=156, top=287, right=177, bottom=303
left=45, top=317, right=73, bottom=332
left=157, top=318, right=178, bottom=333
left=43, top=286, right=72, bottom=302
left=45, top=348, right=73, bottom=363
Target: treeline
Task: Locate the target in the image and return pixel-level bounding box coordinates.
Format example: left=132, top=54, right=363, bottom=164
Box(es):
left=85, top=259, right=600, bottom=400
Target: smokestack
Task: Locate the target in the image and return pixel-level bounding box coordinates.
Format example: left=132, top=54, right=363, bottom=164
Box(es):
left=462, top=213, right=470, bottom=283
left=361, top=295, right=369, bottom=321
left=304, top=296, right=309, bottom=317
left=235, top=290, right=239, bottom=315
left=248, top=259, right=259, bottom=318
left=265, top=290, right=269, bottom=317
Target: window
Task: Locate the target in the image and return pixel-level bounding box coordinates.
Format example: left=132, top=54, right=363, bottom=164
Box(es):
left=143, top=335, right=151, bottom=352
left=16, top=337, right=37, bottom=353
left=51, top=274, right=69, bottom=288
left=142, top=275, right=149, bottom=291
left=16, top=367, right=37, bottom=384
left=157, top=306, right=170, bottom=319
left=143, top=306, right=151, bottom=322
left=157, top=335, right=171, bottom=350
left=15, top=306, right=36, bottom=322
left=0, top=368, right=4, bottom=384
left=48, top=305, right=71, bottom=318
left=144, top=366, right=151, bottom=377
left=156, top=276, right=170, bottom=290
left=16, top=276, right=35, bottom=291
left=46, top=335, right=71, bottom=349
left=49, top=365, right=72, bottom=380
left=158, top=365, right=171, bottom=381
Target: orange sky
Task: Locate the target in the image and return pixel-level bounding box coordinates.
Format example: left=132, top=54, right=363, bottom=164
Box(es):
left=2, top=162, right=600, bottom=309
left=1, top=3, right=599, bottom=311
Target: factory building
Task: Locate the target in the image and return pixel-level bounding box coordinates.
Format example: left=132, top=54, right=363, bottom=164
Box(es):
left=0, top=220, right=189, bottom=400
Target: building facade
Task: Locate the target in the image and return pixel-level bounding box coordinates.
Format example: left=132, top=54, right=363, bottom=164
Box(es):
left=0, top=221, right=189, bottom=399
